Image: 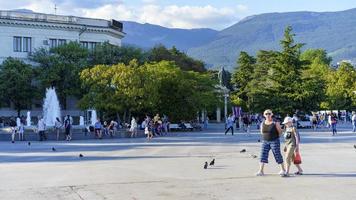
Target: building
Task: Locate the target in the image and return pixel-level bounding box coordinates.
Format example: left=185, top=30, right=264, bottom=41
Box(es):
left=0, top=10, right=125, bottom=63
left=0, top=10, right=125, bottom=118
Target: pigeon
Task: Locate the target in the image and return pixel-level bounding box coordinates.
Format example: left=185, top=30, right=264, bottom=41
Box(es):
left=52, top=147, right=56, bottom=152
left=240, top=149, right=246, bottom=153
left=204, top=162, right=208, bottom=169
left=79, top=154, right=84, bottom=158
left=354, top=145, right=356, bottom=149
left=209, top=159, right=215, bottom=166
left=28, top=142, right=31, bottom=146
left=258, top=139, right=261, bottom=143
left=250, top=154, right=258, bottom=159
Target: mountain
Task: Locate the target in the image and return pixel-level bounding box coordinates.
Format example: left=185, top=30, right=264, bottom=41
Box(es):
left=122, top=21, right=218, bottom=51
left=187, top=8, right=356, bottom=70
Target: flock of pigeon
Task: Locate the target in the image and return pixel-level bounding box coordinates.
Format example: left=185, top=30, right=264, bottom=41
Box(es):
left=203, top=148, right=258, bottom=169
left=27, top=142, right=84, bottom=158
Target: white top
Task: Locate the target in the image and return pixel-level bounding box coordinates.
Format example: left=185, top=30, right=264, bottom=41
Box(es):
left=38, top=119, right=46, bottom=131
left=131, top=119, right=138, bottom=128
left=352, top=114, right=356, bottom=122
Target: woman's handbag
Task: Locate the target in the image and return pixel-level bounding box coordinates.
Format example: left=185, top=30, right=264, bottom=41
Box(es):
left=294, top=151, right=302, bottom=164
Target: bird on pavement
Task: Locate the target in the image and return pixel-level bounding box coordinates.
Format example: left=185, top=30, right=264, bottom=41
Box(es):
left=204, top=162, right=208, bottom=169
left=250, top=154, right=258, bottom=159
left=209, top=159, right=215, bottom=166
left=354, top=145, right=356, bottom=149
left=240, top=149, right=246, bottom=153
left=52, top=147, right=56, bottom=152
left=28, top=142, right=31, bottom=146
left=79, top=154, right=84, bottom=158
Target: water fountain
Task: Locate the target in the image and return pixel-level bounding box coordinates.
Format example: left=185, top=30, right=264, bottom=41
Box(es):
left=90, top=110, right=97, bottom=125
left=26, top=111, right=31, bottom=126
left=16, top=117, right=21, bottom=127
left=43, top=87, right=61, bottom=127
left=79, top=116, right=84, bottom=126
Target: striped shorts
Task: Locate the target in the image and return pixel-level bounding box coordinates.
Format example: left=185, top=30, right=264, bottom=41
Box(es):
left=260, top=139, right=283, bottom=164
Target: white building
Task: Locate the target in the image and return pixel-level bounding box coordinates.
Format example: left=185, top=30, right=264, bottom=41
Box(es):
left=0, top=10, right=125, bottom=63
left=0, top=10, right=125, bottom=118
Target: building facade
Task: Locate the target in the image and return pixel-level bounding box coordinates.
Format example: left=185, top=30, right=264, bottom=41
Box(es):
left=0, top=10, right=125, bottom=63
left=0, top=10, right=125, bottom=118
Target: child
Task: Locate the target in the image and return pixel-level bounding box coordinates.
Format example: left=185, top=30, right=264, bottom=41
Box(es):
left=282, top=117, right=303, bottom=176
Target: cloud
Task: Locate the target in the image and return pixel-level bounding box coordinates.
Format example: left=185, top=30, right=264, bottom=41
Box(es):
left=81, top=3, right=248, bottom=30
left=0, top=0, right=248, bottom=30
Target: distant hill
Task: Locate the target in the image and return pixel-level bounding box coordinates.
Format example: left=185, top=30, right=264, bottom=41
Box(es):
left=187, top=8, right=356, bottom=70
left=122, top=21, right=218, bottom=51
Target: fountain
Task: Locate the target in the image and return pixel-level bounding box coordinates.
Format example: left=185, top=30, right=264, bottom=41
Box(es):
left=26, top=111, right=31, bottom=126
left=90, top=110, right=97, bottom=125
left=79, top=116, right=84, bottom=126
left=43, top=87, right=61, bottom=127
left=16, top=117, right=21, bottom=127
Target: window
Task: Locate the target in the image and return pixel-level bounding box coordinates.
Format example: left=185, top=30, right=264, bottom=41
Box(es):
left=58, top=39, right=66, bottom=46
left=49, top=39, right=57, bottom=48
left=13, top=36, right=22, bottom=52
left=23, top=37, right=32, bottom=52
left=88, top=42, right=97, bottom=50
left=80, top=41, right=88, bottom=49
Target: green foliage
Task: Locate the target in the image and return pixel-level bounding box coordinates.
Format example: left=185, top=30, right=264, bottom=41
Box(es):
left=0, top=58, right=35, bottom=115
left=324, top=62, right=356, bottom=110
left=80, top=60, right=218, bottom=121
left=231, top=26, right=331, bottom=115
left=30, top=42, right=89, bottom=109
left=148, top=45, right=206, bottom=72
left=89, top=42, right=147, bottom=65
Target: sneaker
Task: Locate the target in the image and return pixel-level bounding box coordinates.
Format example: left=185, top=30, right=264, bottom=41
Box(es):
left=294, top=171, right=303, bottom=175
left=279, top=171, right=287, bottom=177
left=255, top=172, right=264, bottom=176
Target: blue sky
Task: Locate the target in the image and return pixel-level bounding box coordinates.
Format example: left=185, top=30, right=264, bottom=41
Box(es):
left=1, top=0, right=356, bottom=30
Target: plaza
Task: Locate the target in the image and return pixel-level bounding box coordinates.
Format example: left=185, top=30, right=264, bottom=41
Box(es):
left=0, top=124, right=355, bottom=200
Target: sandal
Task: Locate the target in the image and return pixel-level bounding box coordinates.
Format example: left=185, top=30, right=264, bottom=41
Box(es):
left=255, top=172, right=264, bottom=176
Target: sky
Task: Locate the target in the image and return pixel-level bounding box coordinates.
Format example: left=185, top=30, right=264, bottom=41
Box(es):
left=1, top=0, right=356, bottom=30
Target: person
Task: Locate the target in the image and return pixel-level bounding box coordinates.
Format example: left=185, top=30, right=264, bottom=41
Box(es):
left=153, top=114, right=161, bottom=136
left=162, top=114, right=169, bottom=135
left=311, top=114, right=318, bottom=131
left=331, top=113, right=338, bottom=136
left=129, top=117, right=138, bottom=138
left=224, top=114, right=235, bottom=135
left=352, top=112, right=356, bottom=133
left=54, top=117, right=62, bottom=140
left=203, top=116, right=209, bottom=130
left=94, top=119, right=102, bottom=139
left=18, top=120, right=25, bottom=141
left=108, top=120, right=117, bottom=137
left=256, top=109, right=287, bottom=177
left=103, top=121, right=109, bottom=136
left=9, top=118, right=17, bottom=143
left=37, top=116, right=47, bottom=141
left=282, top=117, right=303, bottom=176
left=64, top=116, right=72, bottom=141
left=145, top=117, right=153, bottom=140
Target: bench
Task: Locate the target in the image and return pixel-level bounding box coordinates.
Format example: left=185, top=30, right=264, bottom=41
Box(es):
left=184, top=123, right=194, bottom=131
left=169, top=124, right=182, bottom=131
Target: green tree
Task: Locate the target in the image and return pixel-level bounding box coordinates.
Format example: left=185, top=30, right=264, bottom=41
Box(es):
left=30, top=42, right=89, bottom=109
left=0, top=58, right=35, bottom=116
left=324, top=62, right=356, bottom=110
left=148, top=45, right=206, bottom=72
left=89, top=42, right=147, bottom=66
left=79, top=60, right=218, bottom=121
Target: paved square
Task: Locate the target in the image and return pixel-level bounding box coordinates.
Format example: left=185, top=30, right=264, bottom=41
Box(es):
left=0, top=124, right=356, bottom=200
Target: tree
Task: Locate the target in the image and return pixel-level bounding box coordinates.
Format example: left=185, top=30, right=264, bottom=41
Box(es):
left=230, top=51, right=256, bottom=110
left=0, top=57, right=35, bottom=116
left=324, top=62, right=356, bottom=110
left=89, top=42, right=147, bottom=66
left=79, top=60, right=218, bottom=121
left=30, top=42, right=89, bottom=109
left=148, top=45, right=206, bottom=72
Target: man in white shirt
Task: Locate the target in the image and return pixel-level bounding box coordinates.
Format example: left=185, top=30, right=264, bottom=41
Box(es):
left=38, top=116, right=46, bottom=141
left=225, top=114, right=235, bottom=135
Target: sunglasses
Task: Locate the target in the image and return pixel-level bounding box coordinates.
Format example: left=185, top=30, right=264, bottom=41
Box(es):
left=264, top=113, right=272, bottom=116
